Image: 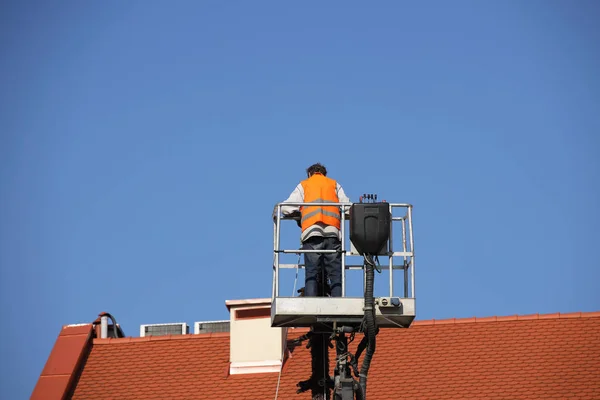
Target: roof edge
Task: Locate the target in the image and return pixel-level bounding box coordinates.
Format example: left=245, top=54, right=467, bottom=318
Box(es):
left=225, top=298, right=272, bottom=310
left=30, top=323, right=95, bottom=400
left=412, top=310, right=600, bottom=326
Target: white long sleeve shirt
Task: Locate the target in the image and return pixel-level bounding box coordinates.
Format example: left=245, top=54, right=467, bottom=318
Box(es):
left=278, top=181, right=351, bottom=242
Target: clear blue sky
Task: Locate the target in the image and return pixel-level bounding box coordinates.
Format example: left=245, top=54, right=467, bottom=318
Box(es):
left=1, top=1, right=599, bottom=398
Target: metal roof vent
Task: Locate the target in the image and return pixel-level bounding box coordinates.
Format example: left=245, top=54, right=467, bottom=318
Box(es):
left=194, top=320, right=230, bottom=334
left=139, top=322, right=189, bottom=337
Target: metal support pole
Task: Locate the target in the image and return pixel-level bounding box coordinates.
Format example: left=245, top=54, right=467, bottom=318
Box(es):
left=101, top=315, right=108, bottom=339
left=272, top=220, right=276, bottom=300
left=407, top=206, right=415, bottom=299
left=341, top=205, right=346, bottom=297
left=281, top=249, right=338, bottom=253
left=402, top=215, right=408, bottom=298
left=388, top=203, right=393, bottom=297
left=275, top=205, right=281, bottom=298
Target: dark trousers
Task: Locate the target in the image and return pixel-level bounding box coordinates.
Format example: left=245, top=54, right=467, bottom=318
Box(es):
left=303, top=236, right=342, bottom=297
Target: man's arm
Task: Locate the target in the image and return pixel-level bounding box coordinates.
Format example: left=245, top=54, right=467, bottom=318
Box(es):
left=336, top=183, right=352, bottom=216
left=336, top=183, right=350, bottom=203
left=273, top=184, right=304, bottom=220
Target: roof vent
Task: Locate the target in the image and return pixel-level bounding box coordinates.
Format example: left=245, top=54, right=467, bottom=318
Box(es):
left=194, top=320, right=230, bottom=334
left=139, top=322, right=189, bottom=337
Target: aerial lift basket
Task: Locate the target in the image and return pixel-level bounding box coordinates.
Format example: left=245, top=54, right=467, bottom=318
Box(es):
left=271, top=201, right=416, bottom=330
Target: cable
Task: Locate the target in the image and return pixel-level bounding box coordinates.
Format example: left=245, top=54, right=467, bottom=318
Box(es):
left=292, top=251, right=300, bottom=295
left=320, top=267, right=328, bottom=400
left=381, top=315, right=405, bottom=329
left=99, top=312, right=119, bottom=338
left=274, top=356, right=284, bottom=400
left=354, top=381, right=365, bottom=400
left=358, top=254, right=378, bottom=399
left=322, top=333, right=327, bottom=400
left=274, top=333, right=289, bottom=400
left=274, top=252, right=302, bottom=400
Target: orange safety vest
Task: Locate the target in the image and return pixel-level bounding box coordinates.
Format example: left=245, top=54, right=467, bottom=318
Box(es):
left=300, top=173, right=341, bottom=232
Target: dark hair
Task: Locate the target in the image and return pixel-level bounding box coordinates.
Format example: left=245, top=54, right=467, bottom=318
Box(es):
left=307, top=163, right=327, bottom=177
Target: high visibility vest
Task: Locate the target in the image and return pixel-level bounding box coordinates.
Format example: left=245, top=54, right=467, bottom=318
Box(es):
left=300, top=173, right=341, bottom=232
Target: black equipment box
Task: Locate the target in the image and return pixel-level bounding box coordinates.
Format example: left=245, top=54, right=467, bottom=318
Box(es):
left=349, top=202, right=391, bottom=255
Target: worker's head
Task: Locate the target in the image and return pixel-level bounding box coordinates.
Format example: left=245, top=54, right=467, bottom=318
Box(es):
left=306, top=163, right=327, bottom=177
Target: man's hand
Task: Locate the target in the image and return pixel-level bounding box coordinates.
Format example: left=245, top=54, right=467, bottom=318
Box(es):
left=288, top=210, right=301, bottom=220
left=285, top=210, right=302, bottom=227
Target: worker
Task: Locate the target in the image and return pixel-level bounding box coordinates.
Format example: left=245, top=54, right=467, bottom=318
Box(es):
left=274, top=163, right=351, bottom=297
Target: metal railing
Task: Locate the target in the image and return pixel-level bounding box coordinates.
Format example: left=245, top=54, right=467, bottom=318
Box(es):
left=272, top=202, right=415, bottom=301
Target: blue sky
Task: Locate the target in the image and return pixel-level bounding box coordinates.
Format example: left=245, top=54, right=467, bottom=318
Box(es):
left=1, top=1, right=599, bottom=398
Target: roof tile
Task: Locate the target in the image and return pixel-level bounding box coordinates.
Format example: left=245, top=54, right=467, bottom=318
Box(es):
left=538, top=312, right=561, bottom=319
left=454, top=317, right=477, bottom=324
left=559, top=312, right=583, bottom=319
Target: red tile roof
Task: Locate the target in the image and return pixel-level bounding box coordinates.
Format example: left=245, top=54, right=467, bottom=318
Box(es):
left=32, top=311, right=600, bottom=399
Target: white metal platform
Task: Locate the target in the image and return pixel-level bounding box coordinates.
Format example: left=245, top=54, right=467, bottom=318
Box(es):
left=271, top=201, right=416, bottom=330
left=271, top=296, right=415, bottom=328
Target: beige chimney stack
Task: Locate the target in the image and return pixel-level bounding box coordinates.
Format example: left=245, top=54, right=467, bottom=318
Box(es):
left=225, top=298, right=287, bottom=375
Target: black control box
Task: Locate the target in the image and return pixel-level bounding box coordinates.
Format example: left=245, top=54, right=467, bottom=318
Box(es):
left=349, top=202, right=391, bottom=255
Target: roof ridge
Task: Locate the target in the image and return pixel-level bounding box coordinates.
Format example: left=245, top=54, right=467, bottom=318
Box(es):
left=91, top=326, right=314, bottom=344
left=412, top=310, right=600, bottom=326
left=93, top=331, right=230, bottom=344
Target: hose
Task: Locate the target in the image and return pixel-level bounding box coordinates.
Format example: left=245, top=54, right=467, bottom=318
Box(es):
left=95, top=312, right=120, bottom=338
left=354, top=381, right=365, bottom=400
left=354, top=335, right=367, bottom=365
left=104, top=312, right=120, bottom=338
left=358, top=254, right=377, bottom=399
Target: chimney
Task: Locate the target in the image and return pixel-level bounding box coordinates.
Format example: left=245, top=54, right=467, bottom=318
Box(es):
left=225, top=298, right=287, bottom=375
